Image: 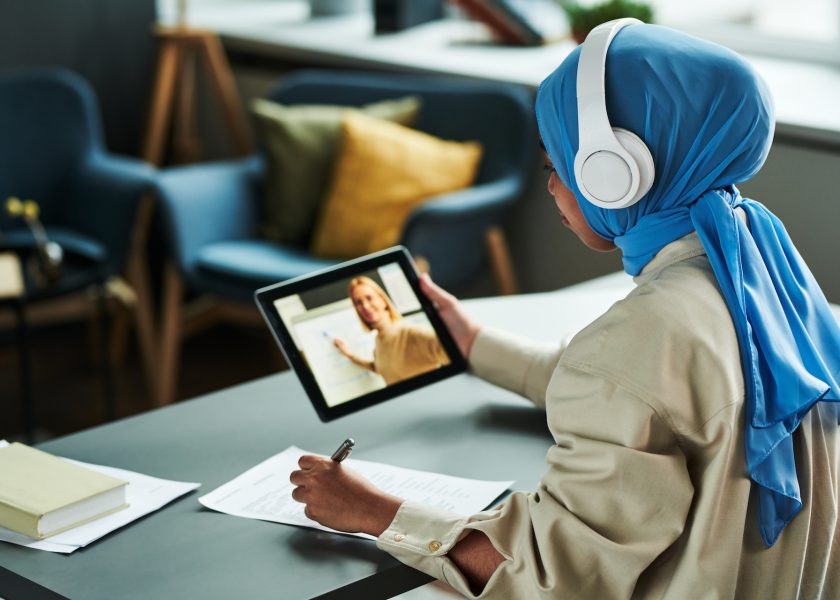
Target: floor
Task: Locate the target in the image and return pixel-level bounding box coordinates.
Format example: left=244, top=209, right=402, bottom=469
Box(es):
left=0, top=319, right=283, bottom=442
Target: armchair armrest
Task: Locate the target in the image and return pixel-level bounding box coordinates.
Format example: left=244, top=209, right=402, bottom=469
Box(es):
left=155, top=156, right=264, bottom=275
left=400, top=177, right=520, bottom=289
left=65, top=152, right=157, bottom=276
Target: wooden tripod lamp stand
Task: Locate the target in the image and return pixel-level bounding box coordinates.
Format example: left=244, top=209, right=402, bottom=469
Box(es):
left=126, top=1, right=253, bottom=406
left=142, top=0, right=252, bottom=165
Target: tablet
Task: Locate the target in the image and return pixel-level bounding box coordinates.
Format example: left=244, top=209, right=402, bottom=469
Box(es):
left=254, top=246, right=466, bottom=422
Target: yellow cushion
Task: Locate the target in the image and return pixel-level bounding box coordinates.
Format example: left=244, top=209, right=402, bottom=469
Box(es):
left=250, top=96, right=421, bottom=245
left=311, top=111, right=483, bottom=259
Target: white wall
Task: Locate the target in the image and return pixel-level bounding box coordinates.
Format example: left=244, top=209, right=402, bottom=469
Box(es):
left=738, top=141, right=840, bottom=303
left=506, top=139, right=840, bottom=303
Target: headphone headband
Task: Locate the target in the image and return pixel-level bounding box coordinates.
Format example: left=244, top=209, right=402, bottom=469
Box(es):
left=576, top=18, right=641, bottom=142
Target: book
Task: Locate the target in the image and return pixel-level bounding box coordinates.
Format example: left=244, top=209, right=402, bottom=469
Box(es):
left=451, top=0, right=567, bottom=46
left=0, top=442, right=128, bottom=539
left=0, top=252, right=24, bottom=299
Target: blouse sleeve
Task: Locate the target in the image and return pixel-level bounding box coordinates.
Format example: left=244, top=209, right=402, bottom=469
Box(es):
left=415, top=325, right=455, bottom=367
left=468, top=328, right=566, bottom=409
left=376, top=363, right=694, bottom=599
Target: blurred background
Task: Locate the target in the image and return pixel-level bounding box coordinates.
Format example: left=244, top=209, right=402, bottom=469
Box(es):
left=1, top=0, right=838, bottom=443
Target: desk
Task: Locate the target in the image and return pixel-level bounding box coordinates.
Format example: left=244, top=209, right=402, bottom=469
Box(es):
left=0, top=273, right=634, bottom=600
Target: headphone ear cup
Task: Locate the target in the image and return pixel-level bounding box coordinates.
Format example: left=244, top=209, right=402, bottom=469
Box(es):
left=613, top=128, right=655, bottom=204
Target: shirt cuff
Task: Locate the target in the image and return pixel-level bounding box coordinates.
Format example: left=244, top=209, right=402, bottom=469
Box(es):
left=377, top=500, right=468, bottom=579
left=378, top=499, right=499, bottom=598
left=376, top=500, right=513, bottom=598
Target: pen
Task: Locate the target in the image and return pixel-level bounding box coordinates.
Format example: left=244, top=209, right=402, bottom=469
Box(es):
left=330, top=438, right=355, bottom=463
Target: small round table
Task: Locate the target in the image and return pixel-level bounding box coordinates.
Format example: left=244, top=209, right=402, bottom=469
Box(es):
left=0, top=243, right=115, bottom=441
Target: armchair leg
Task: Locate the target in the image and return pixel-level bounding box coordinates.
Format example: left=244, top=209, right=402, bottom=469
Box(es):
left=109, top=303, right=131, bottom=366
left=95, top=284, right=117, bottom=421
left=126, top=201, right=158, bottom=402
left=485, top=226, right=518, bottom=296
left=108, top=195, right=158, bottom=403
left=157, top=263, right=184, bottom=406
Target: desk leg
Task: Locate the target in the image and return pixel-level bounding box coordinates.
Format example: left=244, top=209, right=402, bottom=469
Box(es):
left=14, top=301, right=34, bottom=442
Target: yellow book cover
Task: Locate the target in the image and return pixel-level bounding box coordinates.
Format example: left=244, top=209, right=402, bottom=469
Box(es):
left=0, top=443, right=128, bottom=539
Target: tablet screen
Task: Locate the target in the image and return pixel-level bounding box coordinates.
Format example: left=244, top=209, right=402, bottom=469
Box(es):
left=255, top=247, right=465, bottom=421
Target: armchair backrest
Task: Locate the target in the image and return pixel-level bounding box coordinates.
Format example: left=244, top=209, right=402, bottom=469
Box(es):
left=0, top=69, right=104, bottom=228
left=266, top=70, right=536, bottom=189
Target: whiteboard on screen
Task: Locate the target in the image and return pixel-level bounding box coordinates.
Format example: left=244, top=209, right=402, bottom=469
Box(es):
left=291, top=299, right=386, bottom=407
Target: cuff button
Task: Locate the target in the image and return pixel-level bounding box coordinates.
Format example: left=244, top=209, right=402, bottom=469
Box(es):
left=393, top=534, right=405, bottom=542
left=428, top=540, right=442, bottom=552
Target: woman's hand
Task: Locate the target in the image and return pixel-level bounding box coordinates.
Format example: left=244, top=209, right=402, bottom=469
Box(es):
left=333, top=338, right=374, bottom=371
left=420, top=273, right=481, bottom=360
left=290, top=455, right=402, bottom=536
left=333, top=338, right=350, bottom=356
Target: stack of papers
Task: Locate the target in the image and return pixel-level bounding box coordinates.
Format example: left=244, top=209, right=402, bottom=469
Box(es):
left=0, top=440, right=200, bottom=554
left=199, top=446, right=514, bottom=539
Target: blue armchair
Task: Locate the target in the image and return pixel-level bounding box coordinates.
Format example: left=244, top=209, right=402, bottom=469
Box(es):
left=0, top=69, right=157, bottom=427
left=155, top=70, right=536, bottom=404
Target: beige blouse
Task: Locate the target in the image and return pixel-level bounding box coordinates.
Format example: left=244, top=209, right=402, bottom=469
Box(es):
left=376, top=233, right=840, bottom=599
left=374, top=320, right=450, bottom=385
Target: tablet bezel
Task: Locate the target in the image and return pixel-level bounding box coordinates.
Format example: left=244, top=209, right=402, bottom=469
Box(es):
left=254, top=246, right=467, bottom=422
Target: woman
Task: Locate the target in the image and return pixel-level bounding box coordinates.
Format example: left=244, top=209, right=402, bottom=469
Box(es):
left=333, top=276, right=449, bottom=385
left=290, top=24, right=840, bottom=598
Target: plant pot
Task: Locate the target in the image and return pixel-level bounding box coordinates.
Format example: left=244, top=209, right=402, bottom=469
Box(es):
left=572, top=30, right=589, bottom=44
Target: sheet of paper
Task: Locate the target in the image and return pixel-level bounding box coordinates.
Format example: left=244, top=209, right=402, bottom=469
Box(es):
left=198, top=446, right=513, bottom=540
left=0, top=440, right=200, bottom=554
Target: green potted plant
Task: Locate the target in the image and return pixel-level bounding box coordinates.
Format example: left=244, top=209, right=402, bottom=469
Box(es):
left=560, top=0, right=654, bottom=44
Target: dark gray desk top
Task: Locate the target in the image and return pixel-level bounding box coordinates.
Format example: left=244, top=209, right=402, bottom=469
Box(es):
left=0, top=274, right=636, bottom=600
left=0, top=372, right=554, bottom=600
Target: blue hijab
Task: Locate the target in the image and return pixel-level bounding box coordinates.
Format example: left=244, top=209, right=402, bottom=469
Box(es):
left=536, top=24, right=840, bottom=547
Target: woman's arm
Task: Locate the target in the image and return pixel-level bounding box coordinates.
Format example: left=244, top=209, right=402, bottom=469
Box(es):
left=333, top=338, right=376, bottom=372
left=289, top=456, right=504, bottom=594
left=292, top=367, right=693, bottom=599
left=448, top=530, right=506, bottom=594
left=421, top=274, right=564, bottom=409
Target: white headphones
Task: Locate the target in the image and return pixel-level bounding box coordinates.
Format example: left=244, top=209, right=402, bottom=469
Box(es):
left=574, top=18, right=655, bottom=209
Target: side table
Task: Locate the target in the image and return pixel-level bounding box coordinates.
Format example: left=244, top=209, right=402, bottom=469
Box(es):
left=0, top=245, right=115, bottom=441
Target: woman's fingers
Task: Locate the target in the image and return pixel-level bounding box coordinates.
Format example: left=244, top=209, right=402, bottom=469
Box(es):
left=298, top=455, right=318, bottom=469
left=419, top=272, right=481, bottom=359
left=291, top=486, right=307, bottom=502
left=420, top=273, right=454, bottom=308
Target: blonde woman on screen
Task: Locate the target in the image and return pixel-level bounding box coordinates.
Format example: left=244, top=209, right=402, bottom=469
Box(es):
left=333, top=276, right=449, bottom=385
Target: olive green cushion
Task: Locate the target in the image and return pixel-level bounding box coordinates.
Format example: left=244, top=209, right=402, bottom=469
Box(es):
left=251, top=95, right=421, bottom=245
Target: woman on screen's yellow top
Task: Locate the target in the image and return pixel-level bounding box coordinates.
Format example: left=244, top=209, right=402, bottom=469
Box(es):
left=333, top=276, right=449, bottom=385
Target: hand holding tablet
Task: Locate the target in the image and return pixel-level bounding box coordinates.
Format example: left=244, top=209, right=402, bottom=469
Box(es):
left=255, top=247, right=466, bottom=422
